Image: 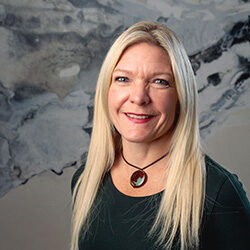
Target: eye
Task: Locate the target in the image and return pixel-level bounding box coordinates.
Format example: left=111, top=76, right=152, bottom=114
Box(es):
left=155, top=79, right=169, bottom=85
left=153, top=79, right=170, bottom=88
left=115, top=76, right=129, bottom=82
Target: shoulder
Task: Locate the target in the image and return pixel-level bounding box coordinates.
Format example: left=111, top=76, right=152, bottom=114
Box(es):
left=202, top=156, right=250, bottom=249
left=71, top=164, right=85, bottom=194
left=204, top=155, right=250, bottom=213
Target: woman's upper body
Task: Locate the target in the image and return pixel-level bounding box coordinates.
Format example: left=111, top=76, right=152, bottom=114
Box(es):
left=71, top=21, right=249, bottom=250
left=71, top=155, right=250, bottom=250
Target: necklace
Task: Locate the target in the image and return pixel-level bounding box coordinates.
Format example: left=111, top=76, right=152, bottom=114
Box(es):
left=121, top=150, right=169, bottom=188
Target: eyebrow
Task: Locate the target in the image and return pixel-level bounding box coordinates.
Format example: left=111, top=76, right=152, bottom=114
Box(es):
left=112, top=69, right=132, bottom=74
left=113, top=68, right=173, bottom=78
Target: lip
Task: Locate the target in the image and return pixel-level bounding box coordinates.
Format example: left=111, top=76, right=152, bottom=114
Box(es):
left=126, top=112, right=154, bottom=116
left=123, top=112, right=155, bottom=123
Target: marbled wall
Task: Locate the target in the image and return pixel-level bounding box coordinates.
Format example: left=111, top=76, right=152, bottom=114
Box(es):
left=0, top=0, right=249, bottom=198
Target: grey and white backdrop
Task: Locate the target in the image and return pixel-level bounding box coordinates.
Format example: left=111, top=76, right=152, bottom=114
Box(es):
left=0, top=0, right=249, bottom=250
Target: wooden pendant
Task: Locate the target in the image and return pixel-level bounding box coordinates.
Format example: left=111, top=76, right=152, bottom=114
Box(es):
left=130, top=170, right=147, bottom=188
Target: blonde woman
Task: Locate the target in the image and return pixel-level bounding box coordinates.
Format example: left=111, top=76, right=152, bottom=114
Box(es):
left=71, top=21, right=249, bottom=250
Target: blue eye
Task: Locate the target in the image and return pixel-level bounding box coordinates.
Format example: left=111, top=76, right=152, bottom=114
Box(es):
left=154, top=79, right=170, bottom=86
left=115, top=77, right=129, bottom=82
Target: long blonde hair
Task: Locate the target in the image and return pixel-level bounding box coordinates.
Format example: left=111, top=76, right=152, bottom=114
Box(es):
left=71, top=21, right=205, bottom=250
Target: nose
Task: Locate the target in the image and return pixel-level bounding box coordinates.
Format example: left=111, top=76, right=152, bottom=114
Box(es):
left=129, top=82, right=150, bottom=105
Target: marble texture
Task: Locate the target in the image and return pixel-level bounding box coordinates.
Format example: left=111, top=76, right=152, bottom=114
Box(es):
left=0, top=0, right=249, bottom=198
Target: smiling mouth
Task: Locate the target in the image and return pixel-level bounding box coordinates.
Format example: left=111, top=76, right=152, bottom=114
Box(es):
left=125, top=113, right=154, bottom=119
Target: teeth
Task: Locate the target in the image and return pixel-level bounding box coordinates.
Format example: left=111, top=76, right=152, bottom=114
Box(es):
left=126, top=113, right=151, bottom=119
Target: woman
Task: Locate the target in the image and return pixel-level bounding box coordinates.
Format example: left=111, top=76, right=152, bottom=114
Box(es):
left=71, top=21, right=249, bottom=250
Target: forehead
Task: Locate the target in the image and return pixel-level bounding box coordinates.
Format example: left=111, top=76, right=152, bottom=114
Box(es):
left=114, top=42, right=172, bottom=72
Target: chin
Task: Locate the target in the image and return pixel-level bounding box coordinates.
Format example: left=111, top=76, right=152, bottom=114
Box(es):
left=121, top=133, right=156, bottom=144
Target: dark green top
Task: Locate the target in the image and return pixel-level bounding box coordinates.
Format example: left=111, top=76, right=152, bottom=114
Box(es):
left=71, top=156, right=250, bottom=250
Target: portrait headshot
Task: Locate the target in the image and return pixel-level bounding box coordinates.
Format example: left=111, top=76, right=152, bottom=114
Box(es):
left=0, top=1, right=249, bottom=250
left=71, top=20, right=250, bottom=250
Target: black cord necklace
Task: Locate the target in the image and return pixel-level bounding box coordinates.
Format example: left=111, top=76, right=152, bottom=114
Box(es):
left=121, top=150, right=169, bottom=188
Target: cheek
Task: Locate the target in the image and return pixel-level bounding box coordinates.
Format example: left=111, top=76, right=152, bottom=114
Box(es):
left=108, top=87, right=122, bottom=123
left=158, top=93, right=178, bottom=115
left=108, top=89, right=115, bottom=117
left=108, top=86, right=128, bottom=113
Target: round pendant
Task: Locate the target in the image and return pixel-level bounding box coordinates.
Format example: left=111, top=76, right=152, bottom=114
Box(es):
left=130, top=170, right=147, bottom=188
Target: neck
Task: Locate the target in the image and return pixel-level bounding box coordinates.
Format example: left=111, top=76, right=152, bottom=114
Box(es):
left=121, top=133, right=172, bottom=167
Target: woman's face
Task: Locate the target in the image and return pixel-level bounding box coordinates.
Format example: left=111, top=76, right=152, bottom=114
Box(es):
left=108, top=42, right=178, bottom=145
